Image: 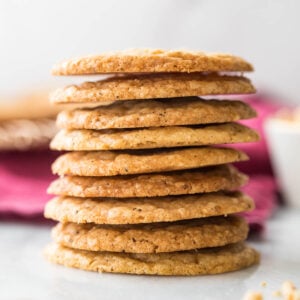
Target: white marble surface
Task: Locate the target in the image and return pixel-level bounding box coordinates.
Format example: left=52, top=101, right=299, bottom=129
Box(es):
left=1, top=209, right=300, bottom=300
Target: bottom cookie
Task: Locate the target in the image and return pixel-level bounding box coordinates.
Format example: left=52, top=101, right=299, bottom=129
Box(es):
left=44, top=242, right=259, bottom=276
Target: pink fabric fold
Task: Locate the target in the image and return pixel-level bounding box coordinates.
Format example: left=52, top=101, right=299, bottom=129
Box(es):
left=240, top=175, right=277, bottom=231
left=0, top=151, right=57, bottom=215
left=235, top=95, right=282, bottom=230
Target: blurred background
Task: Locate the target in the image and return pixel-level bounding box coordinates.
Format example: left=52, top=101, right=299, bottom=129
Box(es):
left=0, top=0, right=300, bottom=225
left=0, top=0, right=299, bottom=103
left=1, top=2, right=300, bottom=297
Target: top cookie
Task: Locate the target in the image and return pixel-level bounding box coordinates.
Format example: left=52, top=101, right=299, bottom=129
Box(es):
left=52, top=49, right=253, bottom=75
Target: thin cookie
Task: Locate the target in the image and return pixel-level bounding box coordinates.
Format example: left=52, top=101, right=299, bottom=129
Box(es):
left=52, top=215, right=248, bottom=253
left=44, top=191, right=254, bottom=224
left=52, top=49, right=253, bottom=75
left=44, top=242, right=260, bottom=276
left=47, top=165, right=247, bottom=198
left=52, top=147, right=248, bottom=177
left=50, top=74, right=255, bottom=104
left=50, top=123, right=259, bottom=151
left=56, top=98, right=256, bottom=129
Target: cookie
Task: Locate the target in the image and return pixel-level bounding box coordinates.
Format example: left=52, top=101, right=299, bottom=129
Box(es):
left=52, top=49, right=253, bottom=75
left=50, top=123, right=259, bottom=151
left=52, top=215, right=248, bottom=253
left=47, top=165, right=247, bottom=198
left=50, top=74, right=255, bottom=104
left=56, top=98, right=256, bottom=130
left=44, top=242, right=259, bottom=275
left=52, top=147, right=248, bottom=177
left=44, top=191, right=253, bottom=224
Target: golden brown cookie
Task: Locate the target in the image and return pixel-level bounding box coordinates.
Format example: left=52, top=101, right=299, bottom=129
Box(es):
left=44, top=191, right=254, bottom=224
left=52, top=49, right=253, bottom=75
left=56, top=98, right=256, bottom=129
left=50, top=74, right=255, bottom=104
left=50, top=123, right=259, bottom=151
left=47, top=165, right=247, bottom=198
left=52, top=216, right=248, bottom=253
left=44, top=242, right=260, bottom=275
left=52, top=147, right=248, bottom=177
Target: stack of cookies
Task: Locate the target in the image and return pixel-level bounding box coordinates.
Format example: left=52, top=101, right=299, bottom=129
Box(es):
left=44, top=49, right=260, bottom=276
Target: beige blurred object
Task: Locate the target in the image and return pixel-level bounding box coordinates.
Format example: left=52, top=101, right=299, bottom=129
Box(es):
left=0, top=118, right=58, bottom=151
left=0, top=91, right=61, bottom=121
left=242, top=291, right=263, bottom=300
left=0, top=91, right=60, bottom=151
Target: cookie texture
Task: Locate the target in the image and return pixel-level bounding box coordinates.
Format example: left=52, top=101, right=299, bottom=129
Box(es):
left=44, top=242, right=259, bottom=275
left=50, top=123, right=259, bottom=151
left=52, top=147, right=248, bottom=177
left=52, top=49, right=253, bottom=75
left=52, top=216, right=248, bottom=253
left=50, top=74, right=255, bottom=104
left=47, top=165, right=247, bottom=198
left=44, top=191, right=254, bottom=224
left=56, top=98, right=256, bottom=130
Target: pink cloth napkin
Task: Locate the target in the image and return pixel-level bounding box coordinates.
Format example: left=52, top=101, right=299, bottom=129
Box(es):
left=0, top=95, right=283, bottom=231
left=241, top=175, right=277, bottom=231
left=0, top=151, right=57, bottom=216
left=236, top=95, right=282, bottom=230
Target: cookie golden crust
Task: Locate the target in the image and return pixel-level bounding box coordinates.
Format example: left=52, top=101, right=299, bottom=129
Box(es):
left=52, top=147, right=248, bottom=177
left=50, top=123, right=259, bottom=151
left=56, top=98, right=257, bottom=130
left=50, top=74, right=255, bottom=104
left=47, top=165, right=247, bottom=198
left=52, top=216, right=248, bottom=253
left=44, top=191, right=254, bottom=224
left=44, top=242, right=260, bottom=276
left=51, top=49, right=253, bottom=75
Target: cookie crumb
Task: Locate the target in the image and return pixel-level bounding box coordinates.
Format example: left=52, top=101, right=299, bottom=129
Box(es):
left=245, top=281, right=300, bottom=299
left=261, top=281, right=267, bottom=287
left=243, top=291, right=263, bottom=300
left=272, top=290, right=282, bottom=297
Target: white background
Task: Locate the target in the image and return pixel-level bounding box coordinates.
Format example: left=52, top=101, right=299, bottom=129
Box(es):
left=1, top=209, right=300, bottom=300
left=0, top=0, right=299, bottom=104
